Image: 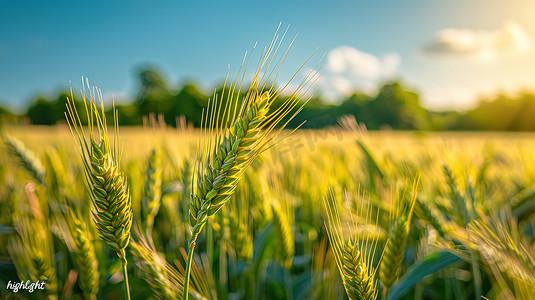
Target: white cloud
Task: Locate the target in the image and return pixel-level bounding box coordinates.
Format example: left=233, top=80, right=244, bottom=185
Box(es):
left=421, top=83, right=525, bottom=111
left=318, top=76, right=355, bottom=100
left=319, top=46, right=400, bottom=102
left=422, top=86, right=480, bottom=110
left=424, top=20, right=532, bottom=58
left=381, top=54, right=400, bottom=76
left=328, top=47, right=380, bottom=78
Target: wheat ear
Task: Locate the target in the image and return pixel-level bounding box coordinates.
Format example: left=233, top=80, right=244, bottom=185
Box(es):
left=130, top=236, right=178, bottom=300
left=380, top=176, right=420, bottom=292
left=414, top=197, right=446, bottom=237
left=272, top=201, right=295, bottom=268
left=443, top=165, right=471, bottom=225
left=3, top=135, right=45, bottom=184
left=184, top=25, right=320, bottom=299
left=188, top=90, right=273, bottom=240
left=322, top=189, right=380, bottom=300
left=8, top=183, right=58, bottom=300
left=43, top=147, right=68, bottom=201
left=65, top=80, right=132, bottom=300
left=70, top=214, right=100, bottom=300
left=142, top=148, right=163, bottom=237
left=266, top=181, right=295, bottom=268
left=50, top=202, right=100, bottom=300
left=469, top=209, right=535, bottom=294
left=227, top=184, right=253, bottom=261
left=130, top=230, right=210, bottom=299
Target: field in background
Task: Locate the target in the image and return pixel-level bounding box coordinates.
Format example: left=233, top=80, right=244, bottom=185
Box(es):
left=2, top=127, right=535, bottom=299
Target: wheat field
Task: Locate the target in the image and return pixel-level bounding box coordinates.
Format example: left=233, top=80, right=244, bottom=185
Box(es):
left=2, top=124, right=535, bottom=299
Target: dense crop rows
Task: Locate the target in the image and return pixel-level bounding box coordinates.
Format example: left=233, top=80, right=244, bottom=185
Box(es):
left=2, top=123, right=535, bottom=299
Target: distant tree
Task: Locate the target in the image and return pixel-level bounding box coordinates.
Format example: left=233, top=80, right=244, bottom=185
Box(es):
left=0, top=104, right=18, bottom=126
left=167, top=83, right=207, bottom=126
left=10, top=66, right=535, bottom=132
left=27, top=93, right=71, bottom=125
left=455, top=92, right=535, bottom=131
left=339, top=92, right=372, bottom=124
left=508, top=93, right=535, bottom=131
left=26, top=97, right=57, bottom=125
left=109, top=104, right=142, bottom=126
left=135, top=68, right=173, bottom=116
left=25, top=92, right=90, bottom=125
left=365, top=82, right=427, bottom=130
left=427, top=110, right=461, bottom=131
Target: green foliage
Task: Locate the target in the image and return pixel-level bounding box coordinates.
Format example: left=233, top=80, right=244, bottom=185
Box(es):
left=453, top=92, right=535, bottom=130
left=6, top=70, right=535, bottom=131
left=365, top=82, right=427, bottom=130
left=387, top=251, right=461, bottom=300
left=26, top=97, right=64, bottom=125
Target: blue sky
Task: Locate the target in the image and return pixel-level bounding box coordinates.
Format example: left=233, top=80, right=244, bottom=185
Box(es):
left=2, top=0, right=535, bottom=112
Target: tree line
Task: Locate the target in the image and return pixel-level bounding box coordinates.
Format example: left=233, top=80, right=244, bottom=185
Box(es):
left=2, top=68, right=535, bottom=131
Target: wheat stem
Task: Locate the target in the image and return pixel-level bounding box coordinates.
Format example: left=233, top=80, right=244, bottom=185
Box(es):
left=65, top=81, right=133, bottom=299
left=183, top=240, right=196, bottom=300
left=184, top=26, right=318, bottom=296
left=121, top=250, right=131, bottom=300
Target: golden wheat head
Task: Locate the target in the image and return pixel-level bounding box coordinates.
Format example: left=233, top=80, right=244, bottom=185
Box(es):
left=142, top=148, right=163, bottom=236
left=380, top=176, right=420, bottom=291
left=65, top=80, right=133, bottom=264
left=322, top=189, right=380, bottom=300
left=8, top=183, right=59, bottom=299
left=188, top=25, right=321, bottom=241
left=130, top=236, right=179, bottom=300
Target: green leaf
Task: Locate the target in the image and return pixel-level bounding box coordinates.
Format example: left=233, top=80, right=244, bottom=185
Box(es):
left=0, top=262, right=19, bottom=292
left=388, top=250, right=461, bottom=300
left=253, top=222, right=273, bottom=262
left=357, top=140, right=383, bottom=179
left=511, top=188, right=535, bottom=221
left=357, top=140, right=384, bottom=193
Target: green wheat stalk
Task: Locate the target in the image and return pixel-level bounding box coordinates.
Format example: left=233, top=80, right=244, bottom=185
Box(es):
left=322, top=189, right=381, bottom=300
left=65, top=80, right=133, bottom=300
left=184, top=25, right=320, bottom=299
left=130, top=235, right=179, bottom=300
left=142, top=148, right=163, bottom=237
left=380, top=176, right=420, bottom=292
left=8, top=183, right=58, bottom=300
left=55, top=210, right=100, bottom=300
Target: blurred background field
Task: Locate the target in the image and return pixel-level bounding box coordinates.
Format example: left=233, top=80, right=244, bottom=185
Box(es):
left=2, top=126, right=535, bottom=299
